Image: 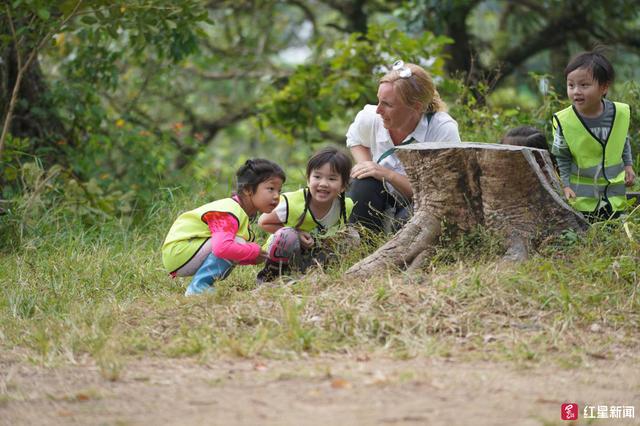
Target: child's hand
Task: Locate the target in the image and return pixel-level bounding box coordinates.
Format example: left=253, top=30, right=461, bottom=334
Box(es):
left=563, top=187, right=576, bottom=200
left=256, top=250, right=269, bottom=264
left=624, top=165, right=636, bottom=187
left=299, top=231, right=314, bottom=249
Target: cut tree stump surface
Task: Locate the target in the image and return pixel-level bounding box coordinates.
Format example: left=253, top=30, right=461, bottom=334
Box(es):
left=346, top=142, right=589, bottom=277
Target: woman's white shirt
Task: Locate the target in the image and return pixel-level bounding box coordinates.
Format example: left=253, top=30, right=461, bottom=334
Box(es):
left=346, top=104, right=461, bottom=195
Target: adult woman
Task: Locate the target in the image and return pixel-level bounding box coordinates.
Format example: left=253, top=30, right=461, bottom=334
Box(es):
left=346, top=60, right=461, bottom=232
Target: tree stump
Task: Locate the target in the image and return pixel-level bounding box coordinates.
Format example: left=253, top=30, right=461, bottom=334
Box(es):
left=346, top=142, right=588, bottom=277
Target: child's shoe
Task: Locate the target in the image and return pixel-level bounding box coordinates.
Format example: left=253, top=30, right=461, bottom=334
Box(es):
left=256, top=259, right=285, bottom=285
left=185, top=253, right=233, bottom=295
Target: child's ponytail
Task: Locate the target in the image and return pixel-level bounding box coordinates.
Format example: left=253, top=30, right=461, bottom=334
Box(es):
left=236, top=158, right=286, bottom=194
left=294, top=188, right=312, bottom=230
left=339, top=192, right=347, bottom=225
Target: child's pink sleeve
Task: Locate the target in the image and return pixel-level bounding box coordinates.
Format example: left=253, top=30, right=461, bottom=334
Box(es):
left=203, top=211, right=262, bottom=264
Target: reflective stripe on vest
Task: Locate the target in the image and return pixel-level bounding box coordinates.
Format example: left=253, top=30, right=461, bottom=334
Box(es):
left=571, top=182, right=626, bottom=198
left=569, top=163, right=625, bottom=180
left=553, top=102, right=630, bottom=212
left=282, top=188, right=354, bottom=233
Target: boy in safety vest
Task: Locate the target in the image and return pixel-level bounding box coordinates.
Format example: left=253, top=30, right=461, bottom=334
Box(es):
left=551, top=50, right=635, bottom=221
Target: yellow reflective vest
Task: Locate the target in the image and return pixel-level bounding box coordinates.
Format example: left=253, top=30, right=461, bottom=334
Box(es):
left=262, top=188, right=354, bottom=251
left=161, top=197, right=254, bottom=273
left=279, top=188, right=353, bottom=232
left=553, top=102, right=630, bottom=213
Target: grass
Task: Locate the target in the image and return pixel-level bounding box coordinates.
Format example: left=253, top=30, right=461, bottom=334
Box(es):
left=1, top=196, right=639, bottom=374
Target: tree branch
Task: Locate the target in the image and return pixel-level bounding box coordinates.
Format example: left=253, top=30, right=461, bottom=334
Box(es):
left=1, top=0, right=84, bottom=161
left=182, top=66, right=291, bottom=81
left=286, top=0, right=317, bottom=35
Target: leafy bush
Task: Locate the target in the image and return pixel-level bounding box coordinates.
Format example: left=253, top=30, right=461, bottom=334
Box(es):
left=260, top=22, right=452, bottom=143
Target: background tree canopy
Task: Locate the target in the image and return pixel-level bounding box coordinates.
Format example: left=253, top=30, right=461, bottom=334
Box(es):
left=1, top=0, right=639, bottom=239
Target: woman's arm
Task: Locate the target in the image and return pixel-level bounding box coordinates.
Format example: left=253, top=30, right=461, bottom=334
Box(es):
left=350, top=145, right=372, bottom=164
left=350, top=138, right=413, bottom=197
left=350, top=159, right=412, bottom=198
left=383, top=168, right=412, bottom=199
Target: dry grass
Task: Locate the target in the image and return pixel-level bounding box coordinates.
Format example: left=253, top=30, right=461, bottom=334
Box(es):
left=1, top=203, right=639, bottom=374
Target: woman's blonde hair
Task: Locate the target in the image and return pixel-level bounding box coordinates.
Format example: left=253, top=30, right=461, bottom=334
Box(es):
left=379, top=63, right=447, bottom=113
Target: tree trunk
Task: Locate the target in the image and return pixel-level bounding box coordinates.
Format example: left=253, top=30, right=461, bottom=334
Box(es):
left=1, top=35, right=68, bottom=167
left=346, top=143, right=588, bottom=277
left=3, top=49, right=67, bottom=139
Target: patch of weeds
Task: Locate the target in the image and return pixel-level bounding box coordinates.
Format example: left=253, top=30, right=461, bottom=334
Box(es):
left=280, top=298, right=317, bottom=353
left=397, top=370, right=416, bottom=383
left=1, top=197, right=639, bottom=367
left=164, top=327, right=211, bottom=358
left=48, top=387, right=103, bottom=402
left=222, top=327, right=271, bottom=358
left=6, top=291, right=37, bottom=319
left=506, top=342, right=539, bottom=363
left=541, top=228, right=582, bottom=254
left=97, top=351, right=125, bottom=382
left=555, top=354, right=584, bottom=370
left=86, top=323, right=126, bottom=380
left=429, top=226, right=505, bottom=267
left=374, top=286, right=389, bottom=303
left=0, top=394, right=13, bottom=406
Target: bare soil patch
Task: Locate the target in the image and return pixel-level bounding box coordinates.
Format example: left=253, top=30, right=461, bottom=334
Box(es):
left=1, top=355, right=639, bottom=426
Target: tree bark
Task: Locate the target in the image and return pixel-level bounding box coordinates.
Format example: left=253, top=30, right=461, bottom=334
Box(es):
left=1, top=34, right=68, bottom=167
left=346, top=143, right=588, bottom=277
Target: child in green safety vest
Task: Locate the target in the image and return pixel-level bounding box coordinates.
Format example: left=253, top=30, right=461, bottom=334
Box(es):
left=256, top=147, right=358, bottom=282
left=551, top=50, right=636, bottom=221
left=162, top=159, right=286, bottom=295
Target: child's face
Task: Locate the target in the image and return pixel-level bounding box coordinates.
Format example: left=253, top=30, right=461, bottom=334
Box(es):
left=307, top=163, right=345, bottom=205
left=566, top=67, right=609, bottom=117
left=246, top=177, right=283, bottom=215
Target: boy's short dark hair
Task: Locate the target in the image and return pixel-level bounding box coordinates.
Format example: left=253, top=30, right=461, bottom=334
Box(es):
left=564, top=50, right=615, bottom=86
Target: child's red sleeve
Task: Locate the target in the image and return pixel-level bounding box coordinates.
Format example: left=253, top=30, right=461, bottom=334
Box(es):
left=203, top=211, right=261, bottom=264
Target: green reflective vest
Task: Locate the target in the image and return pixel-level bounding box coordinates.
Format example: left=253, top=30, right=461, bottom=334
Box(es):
left=262, top=188, right=354, bottom=251
left=280, top=188, right=354, bottom=233
left=553, top=102, right=630, bottom=213
left=161, top=197, right=254, bottom=272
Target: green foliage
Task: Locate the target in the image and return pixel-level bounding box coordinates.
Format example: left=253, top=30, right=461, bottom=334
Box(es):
left=2, top=1, right=206, bottom=63
left=4, top=1, right=640, bottom=226
left=260, top=22, right=452, bottom=143
left=616, top=81, right=640, bottom=159
left=443, top=76, right=543, bottom=144
left=0, top=0, right=209, bottom=217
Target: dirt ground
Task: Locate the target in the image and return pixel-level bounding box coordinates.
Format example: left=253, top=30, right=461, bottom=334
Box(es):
left=1, top=355, right=639, bottom=426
